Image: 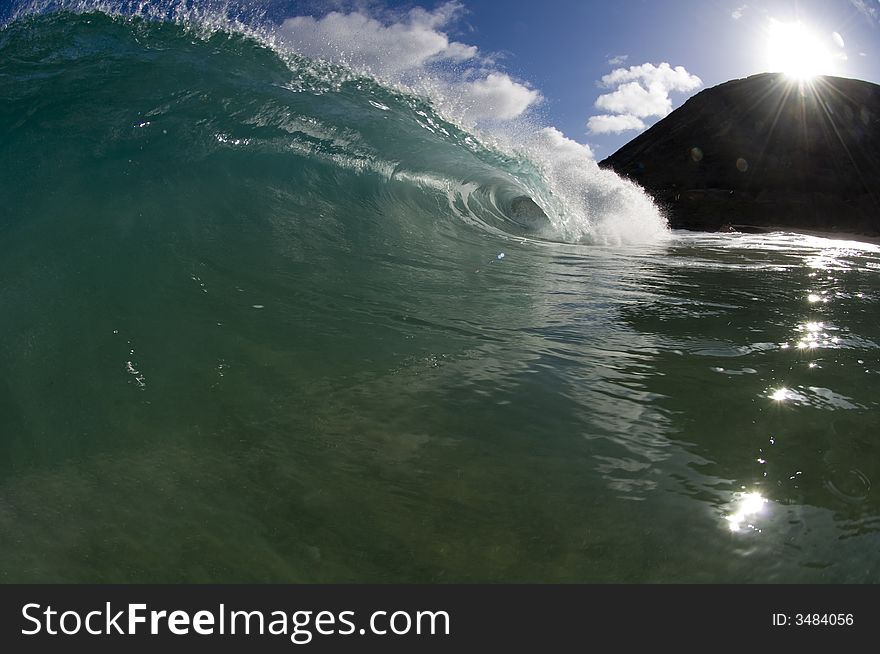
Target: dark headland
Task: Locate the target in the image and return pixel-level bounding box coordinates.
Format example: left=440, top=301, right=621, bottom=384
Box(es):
left=599, top=73, right=880, bottom=237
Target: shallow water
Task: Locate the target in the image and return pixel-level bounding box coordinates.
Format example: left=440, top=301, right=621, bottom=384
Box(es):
left=2, top=227, right=878, bottom=582
left=1, top=11, right=879, bottom=583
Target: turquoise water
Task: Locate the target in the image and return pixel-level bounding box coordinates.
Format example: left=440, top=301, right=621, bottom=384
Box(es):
left=1, top=10, right=879, bottom=583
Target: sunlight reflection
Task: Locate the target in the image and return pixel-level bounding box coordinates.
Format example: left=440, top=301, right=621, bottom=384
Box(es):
left=794, top=320, right=839, bottom=349
left=796, top=341, right=814, bottom=350
left=769, top=387, right=789, bottom=401
left=725, top=491, right=767, bottom=533
left=804, top=248, right=858, bottom=272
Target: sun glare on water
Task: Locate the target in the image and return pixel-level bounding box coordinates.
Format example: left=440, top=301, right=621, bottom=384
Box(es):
left=765, top=20, right=835, bottom=80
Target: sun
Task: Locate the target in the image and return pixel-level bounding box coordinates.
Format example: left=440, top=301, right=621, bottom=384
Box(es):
left=764, top=19, right=835, bottom=80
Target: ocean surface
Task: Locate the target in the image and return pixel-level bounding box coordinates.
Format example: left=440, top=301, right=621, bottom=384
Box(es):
left=1, top=8, right=879, bottom=582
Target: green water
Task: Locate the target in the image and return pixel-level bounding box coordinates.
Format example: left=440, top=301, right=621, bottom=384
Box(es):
left=2, top=228, right=879, bottom=582
left=1, top=10, right=879, bottom=582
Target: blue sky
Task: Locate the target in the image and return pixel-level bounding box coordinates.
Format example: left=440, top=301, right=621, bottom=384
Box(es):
left=263, top=0, right=880, bottom=158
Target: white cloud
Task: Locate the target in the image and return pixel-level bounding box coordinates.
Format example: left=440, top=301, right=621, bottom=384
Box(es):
left=595, top=62, right=702, bottom=118
left=586, top=62, right=701, bottom=136
left=595, top=81, right=674, bottom=118
left=732, top=4, right=748, bottom=20
left=444, top=41, right=480, bottom=62
left=532, top=126, right=595, bottom=160
left=606, top=54, right=629, bottom=66
left=832, top=31, right=845, bottom=48
left=587, top=114, right=647, bottom=134
left=850, top=0, right=879, bottom=25
left=599, top=63, right=703, bottom=95
left=277, top=2, right=540, bottom=123
left=279, top=2, right=477, bottom=77
left=464, top=73, right=542, bottom=121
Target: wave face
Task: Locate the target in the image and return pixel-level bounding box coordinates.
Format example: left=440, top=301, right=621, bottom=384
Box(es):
left=0, top=8, right=667, bottom=248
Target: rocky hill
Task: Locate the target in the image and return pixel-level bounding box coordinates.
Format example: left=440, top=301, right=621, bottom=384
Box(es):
left=599, top=73, right=880, bottom=235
